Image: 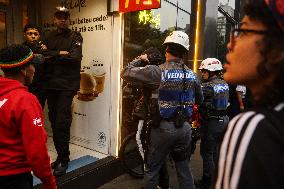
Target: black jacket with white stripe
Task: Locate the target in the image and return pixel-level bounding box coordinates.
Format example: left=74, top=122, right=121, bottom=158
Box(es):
left=214, top=103, right=284, bottom=189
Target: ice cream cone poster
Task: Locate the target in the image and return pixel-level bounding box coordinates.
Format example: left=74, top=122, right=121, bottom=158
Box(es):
left=91, top=59, right=106, bottom=94
left=77, top=71, right=99, bottom=101
left=77, top=59, right=106, bottom=101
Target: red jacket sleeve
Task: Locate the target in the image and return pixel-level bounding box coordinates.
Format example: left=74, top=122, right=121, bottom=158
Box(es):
left=18, top=94, right=56, bottom=189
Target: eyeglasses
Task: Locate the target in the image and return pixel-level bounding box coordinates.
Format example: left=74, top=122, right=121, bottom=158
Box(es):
left=231, top=28, right=268, bottom=37
left=26, top=32, right=39, bottom=36
left=230, top=28, right=268, bottom=46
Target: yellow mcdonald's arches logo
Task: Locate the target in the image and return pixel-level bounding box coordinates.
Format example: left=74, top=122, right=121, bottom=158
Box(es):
left=125, top=0, right=129, bottom=8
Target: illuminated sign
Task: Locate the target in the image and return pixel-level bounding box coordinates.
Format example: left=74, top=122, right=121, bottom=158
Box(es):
left=119, top=0, right=161, bottom=13
left=138, top=10, right=160, bottom=29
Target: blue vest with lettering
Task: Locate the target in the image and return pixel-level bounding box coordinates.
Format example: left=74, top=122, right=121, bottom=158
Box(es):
left=213, top=83, right=229, bottom=110
left=158, top=61, right=197, bottom=119
left=201, top=76, right=229, bottom=112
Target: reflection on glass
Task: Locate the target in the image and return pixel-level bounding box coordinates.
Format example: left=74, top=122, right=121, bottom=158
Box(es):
left=178, top=0, right=191, bottom=12
left=23, top=4, right=28, bottom=28
left=216, top=4, right=234, bottom=63
left=177, top=10, right=190, bottom=31
left=165, top=0, right=178, bottom=4
left=121, top=0, right=192, bottom=141
left=153, top=2, right=177, bottom=31
left=138, top=10, right=160, bottom=29
left=0, top=0, right=9, bottom=5
left=0, top=12, right=6, bottom=49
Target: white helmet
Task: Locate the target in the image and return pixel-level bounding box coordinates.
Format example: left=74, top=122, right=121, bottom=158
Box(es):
left=199, top=58, right=223, bottom=71
left=163, top=31, right=189, bottom=51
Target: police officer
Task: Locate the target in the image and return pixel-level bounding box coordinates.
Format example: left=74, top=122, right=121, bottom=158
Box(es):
left=197, top=58, right=229, bottom=189
left=122, top=31, right=203, bottom=189
left=42, top=7, right=83, bottom=176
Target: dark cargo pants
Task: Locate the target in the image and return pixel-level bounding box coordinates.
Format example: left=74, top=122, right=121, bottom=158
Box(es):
left=200, top=116, right=229, bottom=180
left=144, top=120, right=194, bottom=189
left=46, top=90, right=76, bottom=163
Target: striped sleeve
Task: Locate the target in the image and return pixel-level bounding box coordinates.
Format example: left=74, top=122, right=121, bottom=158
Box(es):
left=215, top=111, right=265, bottom=189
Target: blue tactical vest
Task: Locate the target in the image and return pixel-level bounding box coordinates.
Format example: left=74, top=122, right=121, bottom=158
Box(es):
left=213, top=83, right=229, bottom=110
left=202, top=76, right=229, bottom=112
left=158, top=61, right=197, bottom=119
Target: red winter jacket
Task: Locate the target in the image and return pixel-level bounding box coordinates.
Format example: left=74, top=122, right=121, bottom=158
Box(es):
left=0, top=77, right=56, bottom=189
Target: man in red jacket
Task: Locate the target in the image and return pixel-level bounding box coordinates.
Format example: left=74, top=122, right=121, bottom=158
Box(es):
left=0, top=44, right=56, bottom=189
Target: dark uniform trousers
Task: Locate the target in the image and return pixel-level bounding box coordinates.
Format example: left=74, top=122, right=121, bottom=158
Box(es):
left=47, top=90, right=76, bottom=163
left=144, top=120, right=194, bottom=189
left=0, top=172, right=33, bottom=189
left=200, top=116, right=229, bottom=181
left=29, top=86, right=47, bottom=109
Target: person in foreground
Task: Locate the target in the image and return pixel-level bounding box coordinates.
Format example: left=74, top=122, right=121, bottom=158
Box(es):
left=0, top=44, right=56, bottom=189
left=122, top=31, right=203, bottom=189
left=214, top=0, right=284, bottom=189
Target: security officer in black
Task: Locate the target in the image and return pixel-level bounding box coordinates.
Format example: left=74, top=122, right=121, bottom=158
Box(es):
left=42, top=7, right=83, bottom=176
left=23, top=24, right=47, bottom=109
left=197, top=58, right=229, bottom=189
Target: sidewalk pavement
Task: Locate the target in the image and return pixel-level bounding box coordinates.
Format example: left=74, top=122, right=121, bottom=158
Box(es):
left=98, top=143, right=202, bottom=189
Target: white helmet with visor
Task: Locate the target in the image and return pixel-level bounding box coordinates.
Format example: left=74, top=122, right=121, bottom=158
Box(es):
left=199, top=58, right=223, bottom=71
left=163, top=31, right=189, bottom=51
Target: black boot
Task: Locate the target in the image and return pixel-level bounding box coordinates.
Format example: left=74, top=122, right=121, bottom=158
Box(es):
left=53, top=162, right=69, bottom=177
left=51, top=159, right=60, bottom=169
left=195, top=176, right=211, bottom=189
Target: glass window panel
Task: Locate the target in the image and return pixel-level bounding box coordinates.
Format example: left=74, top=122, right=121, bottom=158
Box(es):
left=178, top=0, right=190, bottom=12
left=121, top=0, right=192, bottom=140
left=164, top=0, right=177, bottom=4
left=153, top=1, right=177, bottom=31
left=177, top=9, right=190, bottom=31
left=0, top=12, right=6, bottom=49
left=0, top=0, right=9, bottom=5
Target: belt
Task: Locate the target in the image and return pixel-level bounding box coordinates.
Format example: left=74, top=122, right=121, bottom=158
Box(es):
left=162, top=117, right=174, bottom=122
left=162, top=117, right=192, bottom=123
left=208, top=110, right=227, bottom=117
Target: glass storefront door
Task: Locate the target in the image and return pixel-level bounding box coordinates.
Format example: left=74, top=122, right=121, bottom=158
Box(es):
left=0, top=11, right=6, bottom=49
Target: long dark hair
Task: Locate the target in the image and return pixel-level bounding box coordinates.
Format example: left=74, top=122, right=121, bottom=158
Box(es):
left=244, top=0, right=284, bottom=106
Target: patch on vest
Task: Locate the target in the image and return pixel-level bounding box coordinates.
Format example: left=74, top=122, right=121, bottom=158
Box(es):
left=162, top=69, right=195, bottom=81
left=213, top=83, right=229, bottom=94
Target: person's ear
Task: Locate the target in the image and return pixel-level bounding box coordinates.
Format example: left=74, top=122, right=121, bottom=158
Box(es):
left=20, top=68, right=27, bottom=77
